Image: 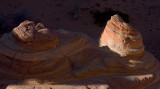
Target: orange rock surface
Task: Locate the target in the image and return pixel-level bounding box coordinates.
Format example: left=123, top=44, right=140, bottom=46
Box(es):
left=100, top=14, right=144, bottom=57
left=13, top=20, right=59, bottom=51
left=0, top=17, right=160, bottom=89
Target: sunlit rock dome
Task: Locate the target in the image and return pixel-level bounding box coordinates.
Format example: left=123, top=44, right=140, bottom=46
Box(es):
left=99, top=14, right=144, bottom=57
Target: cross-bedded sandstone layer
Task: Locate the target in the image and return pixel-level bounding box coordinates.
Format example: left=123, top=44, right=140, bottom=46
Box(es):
left=0, top=15, right=160, bottom=89
left=99, top=14, right=144, bottom=57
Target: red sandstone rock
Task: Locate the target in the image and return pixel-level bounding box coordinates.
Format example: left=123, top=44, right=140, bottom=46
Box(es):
left=0, top=19, right=159, bottom=89
left=13, top=20, right=59, bottom=51
left=99, top=14, right=144, bottom=57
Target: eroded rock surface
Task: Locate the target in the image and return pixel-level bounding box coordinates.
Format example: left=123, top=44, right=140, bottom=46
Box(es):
left=12, top=20, right=59, bottom=51
left=0, top=16, right=160, bottom=89
left=100, top=14, right=144, bottom=57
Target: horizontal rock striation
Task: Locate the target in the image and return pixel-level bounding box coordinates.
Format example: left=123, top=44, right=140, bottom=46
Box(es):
left=0, top=19, right=159, bottom=89
left=99, top=14, right=144, bottom=57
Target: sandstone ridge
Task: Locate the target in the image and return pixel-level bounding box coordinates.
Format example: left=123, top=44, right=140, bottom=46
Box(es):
left=0, top=17, right=159, bottom=89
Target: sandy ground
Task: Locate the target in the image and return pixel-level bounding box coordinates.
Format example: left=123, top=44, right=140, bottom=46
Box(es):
left=0, top=0, right=160, bottom=60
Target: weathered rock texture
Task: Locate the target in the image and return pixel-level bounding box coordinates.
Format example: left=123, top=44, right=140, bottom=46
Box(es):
left=0, top=17, right=160, bottom=89
left=12, top=20, right=59, bottom=51
left=100, top=14, right=144, bottom=57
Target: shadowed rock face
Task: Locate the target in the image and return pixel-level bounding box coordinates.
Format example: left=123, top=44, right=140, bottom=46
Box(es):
left=0, top=17, right=160, bottom=89
left=12, top=20, right=59, bottom=51
left=0, top=22, right=100, bottom=80
left=100, top=14, right=144, bottom=57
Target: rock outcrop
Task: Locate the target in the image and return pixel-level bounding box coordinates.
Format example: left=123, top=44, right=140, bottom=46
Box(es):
left=99, top=14, right=144, bottom=57
left=0, top=21, right=99, bottom=81
left=0, top=16, right=160, bottom=89
left=12, top=20, right=59, bottom=51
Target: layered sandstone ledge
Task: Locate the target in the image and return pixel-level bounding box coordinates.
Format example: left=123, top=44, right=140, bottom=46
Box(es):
left=99, top=14, right=144, bottom=57
left=0, top=15, right=160, bottom=89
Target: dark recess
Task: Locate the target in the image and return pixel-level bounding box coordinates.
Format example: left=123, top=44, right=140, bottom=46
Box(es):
left=0, top=11, right=40, bottom=33
left=90, top=8, right=129, bottom=27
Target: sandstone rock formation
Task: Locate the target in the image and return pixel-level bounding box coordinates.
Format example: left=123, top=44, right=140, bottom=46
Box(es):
left=13, top=20, right=59, bottom=51
left=99, top=14, right=144, bottom=57
left=0, top=16, right=160, bottom=89
left=0, top=20, right=100, bottom=81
